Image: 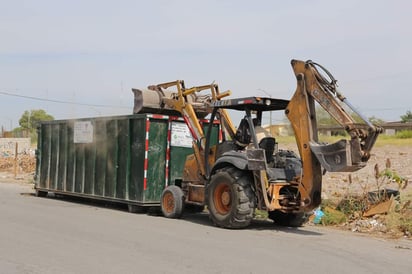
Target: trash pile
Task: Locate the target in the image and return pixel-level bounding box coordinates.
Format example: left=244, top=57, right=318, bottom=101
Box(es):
left=310, top=189, right=411, bottom=238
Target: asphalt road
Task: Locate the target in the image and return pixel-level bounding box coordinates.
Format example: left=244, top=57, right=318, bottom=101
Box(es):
left=0, top=181, right=411, bottom=274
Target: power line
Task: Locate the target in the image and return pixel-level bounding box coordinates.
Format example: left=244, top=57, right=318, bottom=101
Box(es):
left=362, top=107, right=411, bottom=111
left=0, top=90, right=130, bottom=109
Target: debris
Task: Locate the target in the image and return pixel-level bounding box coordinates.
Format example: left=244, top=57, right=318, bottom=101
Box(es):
left=363, top=196, right=395, bottom=217
left=312, top=208, right=324, bottom=224
left=395, top=245, right=411, bottom=250
left=0, top=154, right=36, bottom=173
left=367, top=188, right=400, bottom=203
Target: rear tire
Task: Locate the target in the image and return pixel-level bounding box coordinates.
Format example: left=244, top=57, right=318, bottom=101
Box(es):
left=207, top=167, right=255, bottom=228
left=161, top=185, right=185, bottom=218
left=268, top=210, right=308, bottom=227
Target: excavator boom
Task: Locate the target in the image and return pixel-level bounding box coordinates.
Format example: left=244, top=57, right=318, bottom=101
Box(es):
left=286, top=59, right=382, bottom=209
left=287, top=59, right=381, bottom=172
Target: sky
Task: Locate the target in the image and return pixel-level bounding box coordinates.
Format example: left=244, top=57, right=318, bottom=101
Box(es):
left=1, top=0, right=411, bottom=130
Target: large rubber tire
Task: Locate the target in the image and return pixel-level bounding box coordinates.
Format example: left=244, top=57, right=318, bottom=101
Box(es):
left=161, top=185, right=185, bottom=218
left=268, top=210, right=308, bottom=227
left=207, top=167, right=255, bottom=228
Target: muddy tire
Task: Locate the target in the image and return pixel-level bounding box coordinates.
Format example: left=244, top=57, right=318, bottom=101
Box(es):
left=161, top=185, right=185, bottom=218
left=268, top=210, right=308, bottom=227
left=207, top=167, right=255, bottom=228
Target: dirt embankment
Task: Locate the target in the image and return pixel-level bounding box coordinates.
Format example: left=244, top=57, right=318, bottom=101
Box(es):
left=323, top=144, right=411, bottom=199
left=281, top=142, right=412, bottom=238
left=319, top=144, right=411, bottom=238
left=278, top=142, right=412, bottom=197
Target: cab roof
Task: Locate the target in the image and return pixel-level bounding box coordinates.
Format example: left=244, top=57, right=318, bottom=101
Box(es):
left=211, top=97, right=289, bottom=111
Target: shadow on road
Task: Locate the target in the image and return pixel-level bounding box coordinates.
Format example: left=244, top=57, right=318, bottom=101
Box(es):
left=181, top=212, right=323, bottom=235
left=23, top=191, right=322, bottom=235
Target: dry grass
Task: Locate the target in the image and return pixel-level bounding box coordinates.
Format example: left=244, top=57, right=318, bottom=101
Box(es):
left=277, top=134, right=412, bottom=148
left=386, top=189, right=412, bottom=235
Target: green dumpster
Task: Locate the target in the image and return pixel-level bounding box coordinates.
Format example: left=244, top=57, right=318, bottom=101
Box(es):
left=35, top=114, right=219, bottom=210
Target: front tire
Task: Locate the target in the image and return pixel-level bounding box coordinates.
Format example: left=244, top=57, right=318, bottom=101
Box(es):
left=207, top=167, right=255, bottom=228
left=161, top=185, right=185, bottom=218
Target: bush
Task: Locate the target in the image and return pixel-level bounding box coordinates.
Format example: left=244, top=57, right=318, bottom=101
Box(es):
left=395, top=130, right=412, bottom=139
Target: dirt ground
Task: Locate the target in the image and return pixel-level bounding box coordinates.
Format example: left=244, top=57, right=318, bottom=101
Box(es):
left=322, top=144, right=411, bottom=199
left=323, top=144, right=412, bottom=239
left=277, top=143, right=412, bottom=198
left=279, top=143, right=412, bottom=238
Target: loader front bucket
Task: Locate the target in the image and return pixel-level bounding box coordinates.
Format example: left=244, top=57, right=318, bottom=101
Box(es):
left=310, top=139, right=366, bottom=172
left=132, top=88, right=182, bottom=116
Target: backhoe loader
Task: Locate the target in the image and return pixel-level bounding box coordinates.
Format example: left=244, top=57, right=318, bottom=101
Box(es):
left=132, top=59, right=381, bottom=228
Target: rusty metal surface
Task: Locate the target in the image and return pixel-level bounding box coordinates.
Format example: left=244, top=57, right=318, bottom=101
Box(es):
left=187, top=184, right=205, bottom=203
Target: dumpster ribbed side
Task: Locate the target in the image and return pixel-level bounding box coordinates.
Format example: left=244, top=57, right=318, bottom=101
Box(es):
left=66, top=124, right=75, bottom=192
left=94, top=120, right=107, bottom=196
left=57, top=123, right=67, bottom=191
left=144, top=117, right=168, bottom=202
left=116, top=119, right=130, bottom=200
left=39, top=124, right=50, bottom=189
left=129, top=117, right=145, bottom=202
left=35, top=114, right=217, bottom=208
left=104, top=120, right=117, bottom=198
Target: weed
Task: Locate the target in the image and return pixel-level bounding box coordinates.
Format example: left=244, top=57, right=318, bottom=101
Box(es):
left=395, top=130, right=412, bottom=139
left=254, top=209, right=268, bottom=220
left=321, top=206, right=347, bottom=225
left=325, top=159, right=411, bottom=237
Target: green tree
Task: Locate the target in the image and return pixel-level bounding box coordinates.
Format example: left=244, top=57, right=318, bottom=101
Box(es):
left=400, top=110, right=412, bottom=123
left=19, top=109, right=54, bottom=130
left=18, top=109, right=54, bottom=141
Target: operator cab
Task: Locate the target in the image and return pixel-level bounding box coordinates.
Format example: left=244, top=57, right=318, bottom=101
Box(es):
left=206, top=96, right=292, bottom=174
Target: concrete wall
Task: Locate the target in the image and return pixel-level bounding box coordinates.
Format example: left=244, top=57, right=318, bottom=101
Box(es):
left=0, top=138, right=31, bottom=155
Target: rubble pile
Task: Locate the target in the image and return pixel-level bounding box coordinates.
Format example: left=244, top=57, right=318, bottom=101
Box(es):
left=0, top=155, right=36, bottom=173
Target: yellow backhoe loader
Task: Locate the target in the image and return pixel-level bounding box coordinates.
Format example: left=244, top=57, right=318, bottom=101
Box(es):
left=132, top=59, right=381, bottom=228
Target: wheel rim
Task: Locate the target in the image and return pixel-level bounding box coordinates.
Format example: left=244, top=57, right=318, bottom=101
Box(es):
left=162, top=191, right=174, bottom=213
left=213, top=183, right=231, bottom=215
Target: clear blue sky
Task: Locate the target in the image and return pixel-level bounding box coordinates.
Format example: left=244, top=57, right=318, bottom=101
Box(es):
left=1, top=0, right=411, bottom=129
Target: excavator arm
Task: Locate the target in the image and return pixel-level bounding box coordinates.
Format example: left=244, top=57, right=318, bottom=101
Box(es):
left=286, top=59, right=382, bottom=209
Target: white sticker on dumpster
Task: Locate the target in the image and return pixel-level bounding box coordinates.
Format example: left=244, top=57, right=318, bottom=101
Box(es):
left=171, top=122, right=192, bottom=148
left=74, top=121, right=94, bottom=143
